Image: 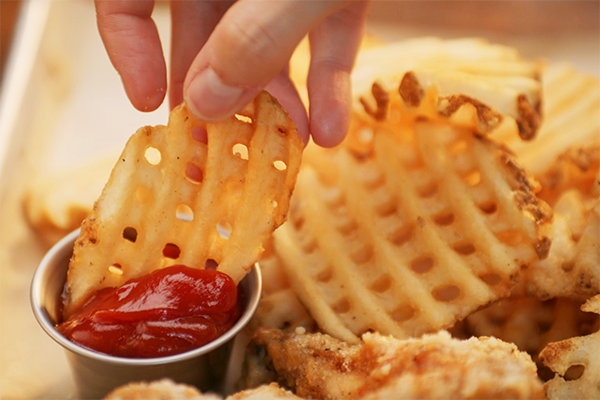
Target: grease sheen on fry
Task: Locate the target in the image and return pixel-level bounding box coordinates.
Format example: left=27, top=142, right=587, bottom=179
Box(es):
left=65, top=92, right=303, bottom=316
left=274, top=86, right=552, bottom=343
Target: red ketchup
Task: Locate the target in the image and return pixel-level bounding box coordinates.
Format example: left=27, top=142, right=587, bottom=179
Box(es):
left=57, top=265, right=241, bottom=358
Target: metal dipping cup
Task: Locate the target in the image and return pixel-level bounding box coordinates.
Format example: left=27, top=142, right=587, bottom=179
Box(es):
left=31, top=229, right=262, bottom=399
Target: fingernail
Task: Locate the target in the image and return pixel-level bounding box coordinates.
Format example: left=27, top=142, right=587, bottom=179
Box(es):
left=185, top=67, right=244, bottom=121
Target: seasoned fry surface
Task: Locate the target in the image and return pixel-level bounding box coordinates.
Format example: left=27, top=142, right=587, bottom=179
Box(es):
left=65, top=92, right=302, bottom=315
left=540, top=295, right=600, bottom=400
left=274, top=87, right=552, bottom=343
left=252, top=328, right=544, bottom=400
left=353, top=37, right=542, bottom=138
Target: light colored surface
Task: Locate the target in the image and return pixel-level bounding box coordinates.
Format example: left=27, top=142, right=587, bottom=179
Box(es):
left=0, top=1, right=598, bottom=399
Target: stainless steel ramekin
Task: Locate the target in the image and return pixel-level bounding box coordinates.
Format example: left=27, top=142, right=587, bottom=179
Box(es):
left=31, top=229, right=262, bottom=399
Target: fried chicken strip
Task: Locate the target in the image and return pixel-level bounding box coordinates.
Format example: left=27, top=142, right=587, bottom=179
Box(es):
left=252, top=328, right=544, bottom=399
left=105, top=380, right=301, bottom=400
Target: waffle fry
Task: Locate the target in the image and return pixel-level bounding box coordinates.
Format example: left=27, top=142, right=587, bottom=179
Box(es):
left=23, top=154, right=117, bottom=245
left=353, top=37, right=540, bottom=96
left=522, top=179, right=600, bottom=301
left=460, top=296, right=599, bottom=380
left=252, top=328, right=544, bottom=399
left=353, top=38, right=542, bottom=138
left=398, top=69, right=541, bottom=139
left=491, top=62, right=600, bottom=179
left=502, top=63, right=600, bottom=297
left=540, top=295, right=600, bottom=400
left=536, top=145, right=599, bottom=207
left=64, top=92, right=303, bottom=315
left=250, top=240, right=314, bottom=331
left=273, top=87, right=552, bottom=343
left=570, top=198, right=600, bottom=295
left=249, top=237, right=315, bottom=331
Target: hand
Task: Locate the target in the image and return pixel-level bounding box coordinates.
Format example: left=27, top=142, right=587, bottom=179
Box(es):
left=95, top=0, right=371, bottom=147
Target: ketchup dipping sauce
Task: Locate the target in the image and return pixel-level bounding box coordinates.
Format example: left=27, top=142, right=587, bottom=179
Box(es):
left=56, top=265, right=242, bottom=358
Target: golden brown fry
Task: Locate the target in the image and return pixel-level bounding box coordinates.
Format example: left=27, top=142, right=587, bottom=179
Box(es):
left=488, top=65, right=600, bottom=311
left=398, top=69, right=541, bottom=138
left=460, top=296, right=599, bottom=381
left=250, top=237, right=315, bottom=332
left=522, top=180, right=600, bottom=301
left=536, top=145, right=599, bottom=207
left=540, top=295, right=600, bottom=400
left=569, top=199, right=600, bottom=297
left=491, top=62, right=600, bottom=180
left=23, top=154, right=117, bottom=245
left=353, top=38, right=542, bottom=138
left=65, top=92, right=303, bottom=315
left=274, top=93, right=552, bottom=342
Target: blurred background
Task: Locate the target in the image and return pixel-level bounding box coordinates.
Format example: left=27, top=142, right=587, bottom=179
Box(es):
left=2, top=1, right=599, bottom=80
left=370, top=1, right=599, bottom=34
left=367, top=1, right=599, bottom=74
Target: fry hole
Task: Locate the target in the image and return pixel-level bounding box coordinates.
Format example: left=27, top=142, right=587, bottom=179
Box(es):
left=217, top=220, right=232, bottom=239
left=176, top=204, right=194, bottom=222
left=232, top=143, right=249, bottom=160
left=144, top=147, right=161, bottom=165
left=273, top=160, right=287, bottom=171
left=122, top=227, right=138, bottom=243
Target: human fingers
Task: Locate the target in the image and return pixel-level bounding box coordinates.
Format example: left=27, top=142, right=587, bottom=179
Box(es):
left=307, top=1, right=370, bottom=147
left=169, top=0, right=233, bottom=109
left=264, top=67, right=310, bottom=144
left=95, top=0, right=166, bottom=112
left=182, top=0, right=354, bottom=122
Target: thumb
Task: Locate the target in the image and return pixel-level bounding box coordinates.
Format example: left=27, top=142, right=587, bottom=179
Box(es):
left=183, top=0, right=350, bottom=122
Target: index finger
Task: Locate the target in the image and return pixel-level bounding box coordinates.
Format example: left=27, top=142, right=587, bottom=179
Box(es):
left=95, top=0, right=167, bottom=112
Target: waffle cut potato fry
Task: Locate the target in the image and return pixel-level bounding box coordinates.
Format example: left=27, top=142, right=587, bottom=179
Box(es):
left=536, top=145, right=599, bottom=208
left=521, top=176, right=600, bottom=301
left=353, top=37, right=542, bottom=138
left=458, top=296, right=599, bottom=380
left=23, top=153, right=117, bottom=245
left=540, top=295, right=600, bottom=400
left=250, top=237, right=315, bottom=332
left=491, top=62, right=600, bottom=184
left=513, top=189, right=600, bottom=301
left=568, top=197, right=600, bottom=297
left=273, top=88, right=552, bottom=343
left=486, top=64, right=600, bottom=311
left=64, top=92, right=303, bottom=316
left=492, top=62, right=600, bottom=300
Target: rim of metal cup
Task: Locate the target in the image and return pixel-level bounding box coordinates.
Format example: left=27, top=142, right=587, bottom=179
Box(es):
left=30, top=228, right=262, bottom=366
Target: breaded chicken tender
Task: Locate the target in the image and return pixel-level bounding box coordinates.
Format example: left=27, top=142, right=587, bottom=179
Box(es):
left=105, top=380, right=300, bottom=400
left=228, top=383, right=302, bottom=399
left=252, top=328, right=544, bottom=399
left=104, top=379, right=219, bottom=400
